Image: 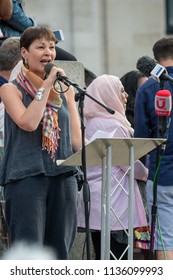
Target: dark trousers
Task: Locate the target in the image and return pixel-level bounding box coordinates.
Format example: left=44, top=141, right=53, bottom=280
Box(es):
left=4, top=173, right=78, bottom=259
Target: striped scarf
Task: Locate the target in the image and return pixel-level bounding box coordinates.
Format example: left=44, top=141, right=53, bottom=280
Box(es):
left=16, top=65, right=62, bottom=160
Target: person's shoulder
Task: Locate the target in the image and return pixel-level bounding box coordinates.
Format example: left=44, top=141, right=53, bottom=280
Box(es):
left=0, top=82, right=22, bottom=104
left=0, top=83, right=9, bottom=91
left=139, top=76, right=157, bottom=90
left=136, top=77, right=158, bottom=98
left=0, top=82, right=17, bottom=93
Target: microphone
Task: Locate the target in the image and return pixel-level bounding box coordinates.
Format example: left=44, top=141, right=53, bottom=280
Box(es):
left=44, top=62, right=61, bottom=78
left=136, top=55, right=156, bottom=77
left=154, top=89, right=172, bottom=138
left=44, top=63, right=115, bottom=115
left=44, top=62, right=77, bottom=87
left=136, top=55, right=173, bottom=83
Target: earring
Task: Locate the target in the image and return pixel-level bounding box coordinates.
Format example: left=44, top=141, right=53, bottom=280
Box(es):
left=24, top=59, right=29, bottom=69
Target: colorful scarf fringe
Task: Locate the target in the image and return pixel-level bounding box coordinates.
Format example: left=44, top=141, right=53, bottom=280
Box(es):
left=16, top=65, right=62, bottom=159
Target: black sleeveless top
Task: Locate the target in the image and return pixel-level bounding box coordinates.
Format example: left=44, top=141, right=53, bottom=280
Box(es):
left=0, top=80, right=77, bottom=185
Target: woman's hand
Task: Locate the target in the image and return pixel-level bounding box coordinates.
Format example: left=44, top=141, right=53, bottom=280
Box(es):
left=45, top=65, right=66, bottom=86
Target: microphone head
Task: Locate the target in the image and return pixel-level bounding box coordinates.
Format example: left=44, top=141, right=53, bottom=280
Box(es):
left=44, top=63, right=54, bottom=75
left=155, top=89, right=172, bottom=116
left=136, top=55, right=156, bottom=77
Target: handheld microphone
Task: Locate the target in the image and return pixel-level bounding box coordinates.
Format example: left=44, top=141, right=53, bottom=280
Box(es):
left=44, top=62, right=76, bottom=87
left=136, top=55, right=173, bottom=83
left=44, top=63, right=115, bottom=115
left=44, top=63, right=61, bottom=78
left=154, top=89, right=172, bottom=138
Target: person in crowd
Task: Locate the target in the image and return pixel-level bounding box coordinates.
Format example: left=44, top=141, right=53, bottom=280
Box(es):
left=0, top=0, right=13, bottom=39
left=120, top=70, right=150, bottom=258
left=120, top=69, right=148, bottom=192
left=0, top=26, right=83, bottom=260
left=134, top=37, right=173, bottom=260
left=0, top=0, right=35, bottom=44
left=0, top=0, right=77, bottom=61
left=120, top=70, right=147, bottom=128
left=0, top=37, right=21, bottom=85
left=0, top=0, right=13, bottom=20
left=0, top=37, right=21, bottom=160
left=0, top=36, right=21, bottom=159
left=77, top=74, right=148, bottom=260
left=0, top=37, right=21, bottom=256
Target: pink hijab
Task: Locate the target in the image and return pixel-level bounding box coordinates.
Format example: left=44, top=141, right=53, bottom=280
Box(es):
left=84, top=74, right=134, bottom=135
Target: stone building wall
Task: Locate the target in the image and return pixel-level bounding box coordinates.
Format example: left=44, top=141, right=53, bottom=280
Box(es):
left=25, top=0, right=166, bottom=79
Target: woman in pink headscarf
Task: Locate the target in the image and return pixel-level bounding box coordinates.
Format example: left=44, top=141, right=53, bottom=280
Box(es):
left=77, top=74, right=148, bottom=259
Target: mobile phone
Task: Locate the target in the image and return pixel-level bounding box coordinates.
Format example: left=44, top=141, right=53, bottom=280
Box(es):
left=53, top=29, right=64, bottom=42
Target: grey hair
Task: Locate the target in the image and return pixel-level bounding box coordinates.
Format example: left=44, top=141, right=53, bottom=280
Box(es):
left=0, top=37, right=21, bottom=71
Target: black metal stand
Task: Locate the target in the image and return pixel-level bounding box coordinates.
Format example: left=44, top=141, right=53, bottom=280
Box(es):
left=57, top=75, right=115, bottom=260
left=149, top=145, right=160, bottom=259
left=149, top=81, right=168, bottom=259
left=76, top=90, right=91, bottom=260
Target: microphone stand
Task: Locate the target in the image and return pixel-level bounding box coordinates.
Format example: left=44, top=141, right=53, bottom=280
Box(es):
left=57, top=75, right=115, bottom=260
left=149, top=139, right=161, bottom=259
left=149, top=80, right=167, bottom=259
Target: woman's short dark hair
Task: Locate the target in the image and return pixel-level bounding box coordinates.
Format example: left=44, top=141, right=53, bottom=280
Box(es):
left=20, top=26, right=58, bottom=50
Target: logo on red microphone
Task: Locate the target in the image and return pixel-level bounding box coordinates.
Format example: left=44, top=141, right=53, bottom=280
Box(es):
left=156, top=97, right=167, bottom=110
left=155, top=90, right=172, bottom=116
